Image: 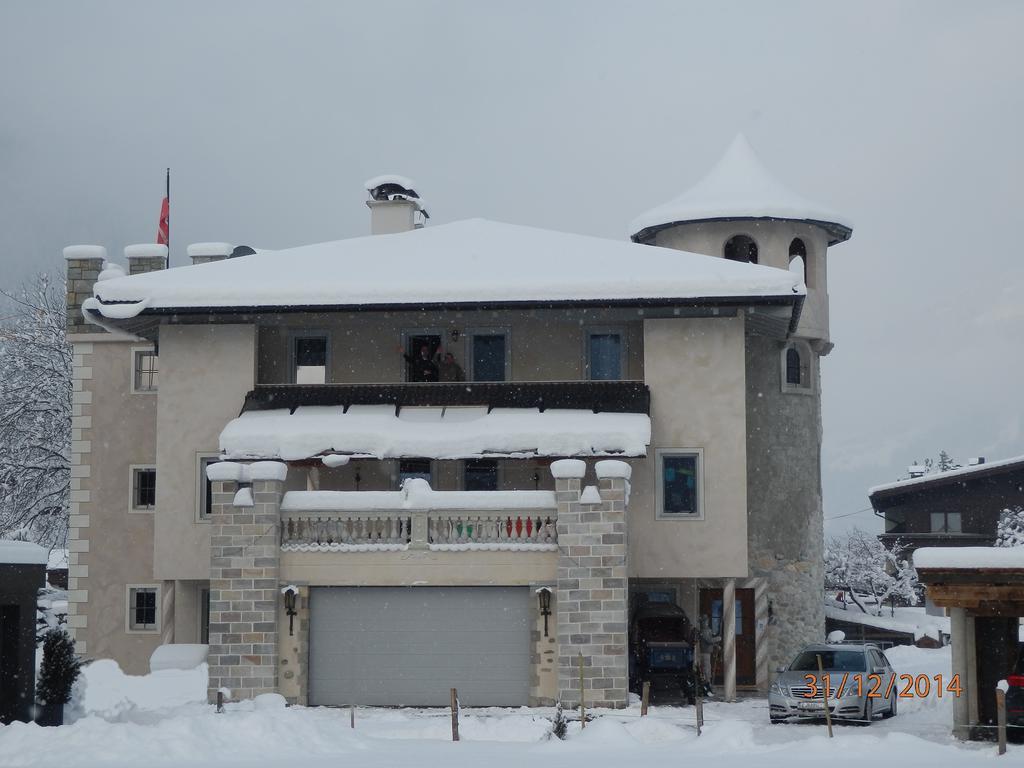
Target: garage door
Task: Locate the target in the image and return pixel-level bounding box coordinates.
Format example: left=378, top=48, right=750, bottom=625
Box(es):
left=308, top=586, right=531, bottom=707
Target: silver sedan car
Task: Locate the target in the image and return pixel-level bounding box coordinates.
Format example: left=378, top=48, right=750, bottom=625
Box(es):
left=769, top=643, right=898, bottom=724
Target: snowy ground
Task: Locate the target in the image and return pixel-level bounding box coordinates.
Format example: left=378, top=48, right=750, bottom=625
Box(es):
left=1, top=645, right=1017, bottom=768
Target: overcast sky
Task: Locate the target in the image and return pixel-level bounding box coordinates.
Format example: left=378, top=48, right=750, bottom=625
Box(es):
left=1, top=1, right=1021, bottom=535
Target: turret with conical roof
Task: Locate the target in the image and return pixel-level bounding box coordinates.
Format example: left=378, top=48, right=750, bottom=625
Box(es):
left=629, top=134, right=852, bottom=346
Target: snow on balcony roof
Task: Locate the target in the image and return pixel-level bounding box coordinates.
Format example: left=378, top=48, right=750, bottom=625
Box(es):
left=0, top=539, right=48, bottom=565
left=868, top=454, right=1024, bottom=496
left=914, top=546, right=1024, bottom=570
left=87, top=218, right=803, bottom=319
left=219, top=405, right=651, bottom=461
left=628, top=134, right=853, bottom=244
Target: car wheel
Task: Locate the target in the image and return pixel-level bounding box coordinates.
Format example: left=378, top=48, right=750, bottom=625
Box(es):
left=881, top=692, right=897, bottom=719
left=861, top=697, right=874, bottom=725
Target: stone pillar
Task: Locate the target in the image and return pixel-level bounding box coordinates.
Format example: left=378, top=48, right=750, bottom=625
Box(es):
left=188, top=242, right=234, bottom=265
left=554, top=458, right=630, bottom=709
left=63, top=245, right=106, bottom=334
left=125, top=244, right=168, bottom=274
left=206, top=461, right=287, bottom=703
left=722, top=577, right=737, bottom=701
left=950, top=607, right=970, bottom=740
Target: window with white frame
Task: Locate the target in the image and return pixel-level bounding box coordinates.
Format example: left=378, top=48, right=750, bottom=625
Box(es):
left=468, top=329, right=508, bottom=382
left=586, top=328, right=625, bottom=380
left=132, top=349, right=158, bottom=392
left=290, top=331, right=329, bottom=384
left=127, top=585, right=159, bottom=632
left=130, top=466, right=157, bottom=511
left=655, top=449, right=703, bottom=519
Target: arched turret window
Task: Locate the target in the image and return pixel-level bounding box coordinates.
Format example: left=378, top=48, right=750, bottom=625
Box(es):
left=724, top=235, right=758, bottom=264
left=789, top=238, right=806, bottom=283
left=785, top=347, right=802, bottom=385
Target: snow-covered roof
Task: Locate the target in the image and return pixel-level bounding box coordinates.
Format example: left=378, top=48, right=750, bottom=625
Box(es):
left=629, top=134, right=853, bottom=244
left=85, top=218, right=804, bottom=320
left=219, top=404, right=651, bottom=461
left=869, top=454, right=1024, bottom=496
left=914, top=546, right=1024, bottom=570
left=0, top=539, right=48, bottom=565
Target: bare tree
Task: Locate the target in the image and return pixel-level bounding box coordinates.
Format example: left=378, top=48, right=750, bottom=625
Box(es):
left=0, top=274, right=71, bottom=547
left=824, top=527, right=919, bottom=615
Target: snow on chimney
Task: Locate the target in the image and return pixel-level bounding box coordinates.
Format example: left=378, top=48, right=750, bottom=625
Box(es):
left=124, top=243, right=168, bottom=275
left=365, top=175, right=429, bottom=235
left=188, top=242, right=234, bottom=265
left=64, top=245, right=107, bottom=334
left=907, top=464, right=928, bottom=479
left=968, top=457, right=985, bottom=466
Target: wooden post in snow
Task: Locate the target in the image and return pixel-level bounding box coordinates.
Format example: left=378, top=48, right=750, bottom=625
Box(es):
left=996, top=685, right=1007, bottom=755
left=450, top=688, right=460, bottom=742
left=641, top=681, right=650, bottom=716
left=578, top=653, right=586, bottom=728
left=350, top=704, right=355, bottom=729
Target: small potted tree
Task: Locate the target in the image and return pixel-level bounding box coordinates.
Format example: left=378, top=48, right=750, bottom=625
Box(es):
left=36, top=628, right=81, bottom=726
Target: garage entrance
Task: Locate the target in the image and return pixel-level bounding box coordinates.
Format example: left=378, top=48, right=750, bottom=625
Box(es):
left=308, top=586, right=531, bottom=707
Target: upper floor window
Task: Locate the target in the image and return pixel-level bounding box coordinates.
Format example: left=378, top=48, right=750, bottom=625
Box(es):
left=132, top=349, right=158, bottom=392
left=291, top=332, right=328, bottom=384
left=130, top=466, right=157, bottom=511
left=930, top=511, right=962, bottom=533
left=587, top=329, right=625, bottom=380
left=464, top=459, right=498, bottom=491
left=724, top=234, right=758, bottom=264
left=782, top=343, right=813, bottom=392
left=468, top=329, right=508, bottom=382
left=398, top=458, right=432, bottom=488
left=655, top=448, right=703, bottom=519
left=403, top=331, right=442, bottom=382
left=197, top=454, right=219, bottom=520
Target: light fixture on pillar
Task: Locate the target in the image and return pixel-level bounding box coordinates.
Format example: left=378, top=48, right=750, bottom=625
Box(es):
left=537, top=588, right=552, bottom=637
left=282, top=585, right=299, bottom=636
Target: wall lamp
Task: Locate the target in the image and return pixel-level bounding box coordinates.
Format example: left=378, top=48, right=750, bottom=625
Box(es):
left=537, top=587, right=553, bottom=637
left=282, top=585, right=299, bottom=636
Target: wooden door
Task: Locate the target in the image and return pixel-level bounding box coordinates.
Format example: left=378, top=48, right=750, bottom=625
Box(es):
left=699, top=588, right=756, bottom=686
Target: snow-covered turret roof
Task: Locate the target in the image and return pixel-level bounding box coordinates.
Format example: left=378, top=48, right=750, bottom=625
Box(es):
left=84, top=218, right=803, bottom=321
left=629, top=134, right=853, bottom=245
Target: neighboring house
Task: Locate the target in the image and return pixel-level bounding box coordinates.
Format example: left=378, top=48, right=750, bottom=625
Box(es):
left=63, top=135, right=852, bottom=708
left=871, top=455, right=1024, bottom=557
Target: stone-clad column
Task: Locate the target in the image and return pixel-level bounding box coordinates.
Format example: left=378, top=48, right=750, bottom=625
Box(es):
left=206, top=461, right=287, bottom=703
left=554, top=458, right=630, bottom=709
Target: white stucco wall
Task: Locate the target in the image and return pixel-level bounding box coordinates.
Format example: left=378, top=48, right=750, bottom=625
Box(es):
left=154, top=324, right=256, bottom=580
left=628, top=316, right=749, bottom=578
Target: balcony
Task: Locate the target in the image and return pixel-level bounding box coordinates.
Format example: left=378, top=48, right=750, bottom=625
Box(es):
left=278, top=480, right=558, bottom=554
left=242, top=380, right=650, bottom=414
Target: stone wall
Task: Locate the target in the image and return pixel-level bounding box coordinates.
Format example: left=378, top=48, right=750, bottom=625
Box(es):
left=554, top=459, right=629, bottom=708
left=745, top=334, right=825, bottom=677
left=207, top=468, right=285, bottom=702
left=65, top=257, right=104, bottom=333
left=127, top=256, right=166, bottom=275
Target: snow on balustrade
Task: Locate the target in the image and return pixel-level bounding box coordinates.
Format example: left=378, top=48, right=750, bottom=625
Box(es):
left=279, top=479, right=558, bottom=552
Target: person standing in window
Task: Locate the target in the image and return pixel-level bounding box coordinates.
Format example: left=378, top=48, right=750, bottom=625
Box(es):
left=438, top=351, right=465, bottom=382
left=402, top=343, right=439, bottom=382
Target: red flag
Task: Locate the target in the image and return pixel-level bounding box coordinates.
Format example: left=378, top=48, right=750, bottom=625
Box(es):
left=157, top=196, right=169, bottom=245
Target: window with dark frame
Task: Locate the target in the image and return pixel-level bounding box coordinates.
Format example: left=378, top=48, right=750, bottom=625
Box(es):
left=470, top=332, right=507, bottom=382
left=199, top=456, right=217, bottom=519
left=929, top=511, right=962, bottom=533
left=785, top=347, right=802, bottom=385
left=132, top=467, right=156, bottom=509
left=133, top=350, right=158, bottom=391
left=588, top=332, right=623, bottom=380
left=660, top=453, right=699, bottom=516
left=293, top=335, right=328, bottom=384
left=724, top=234, right=758, bottom=264
left=129, top=587, right=157, bottom=630
left=398, top=458, right=432, bottom=488
left=200, top=588, right=210, bottom=644
left=464, top=459, right=498, bottom=491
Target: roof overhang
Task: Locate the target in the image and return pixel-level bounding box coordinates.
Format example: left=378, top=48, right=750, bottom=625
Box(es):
left=631, top=215, right=853, bottom=247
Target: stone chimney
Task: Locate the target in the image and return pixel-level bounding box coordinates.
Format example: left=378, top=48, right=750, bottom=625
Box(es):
left=64, top=245, right=107, bottom=334
left=365, top=175, right=429, bottom=235
left=187, top=242, right=234, bottom=265
left=124, top=244, right=167, bottom=275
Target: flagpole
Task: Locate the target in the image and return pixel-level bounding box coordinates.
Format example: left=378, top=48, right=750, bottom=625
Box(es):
left=165, top=168, right=170, bottom=268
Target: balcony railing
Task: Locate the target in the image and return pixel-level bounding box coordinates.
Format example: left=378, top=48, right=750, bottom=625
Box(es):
left=278, top=482, right=558, bottom=553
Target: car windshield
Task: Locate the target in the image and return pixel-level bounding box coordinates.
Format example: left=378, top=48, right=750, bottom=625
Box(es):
left=789, top=650, right=866, bottom=672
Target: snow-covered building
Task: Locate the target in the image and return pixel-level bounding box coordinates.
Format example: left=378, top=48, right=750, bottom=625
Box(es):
left=63, top=139, right=851, bottom=708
